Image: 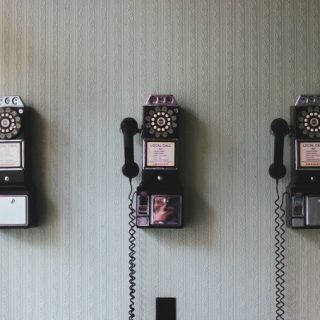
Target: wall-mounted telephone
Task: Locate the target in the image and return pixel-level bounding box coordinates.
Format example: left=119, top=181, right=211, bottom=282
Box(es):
left=270, top=95, right=320, bottom=228
left=121, top=94, right=182, bottom=319
left=121, top=94, right=183, bottom=228
left=269, top=95, right=320, bottom=319
left=0, top=96, right=34, bottom=228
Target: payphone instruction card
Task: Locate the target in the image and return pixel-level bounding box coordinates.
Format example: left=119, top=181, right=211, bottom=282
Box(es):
left=299, top=142, right=320, bottom=167
left=0, top=142, right=21, bottom=168
left=146, top=142, right=175, bottom=167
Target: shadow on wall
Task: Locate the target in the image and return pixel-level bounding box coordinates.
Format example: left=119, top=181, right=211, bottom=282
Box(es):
left=31, top=108, right=53, bottom=228
left=180, top=108, right=211, bottom=229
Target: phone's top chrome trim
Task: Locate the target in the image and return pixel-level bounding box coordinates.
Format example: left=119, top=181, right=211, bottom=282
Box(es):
left=145, top=94, right=179, bottom=106
left=295, top=95, right=320, bottom=106
left=0, top=96, right=24, bottom=108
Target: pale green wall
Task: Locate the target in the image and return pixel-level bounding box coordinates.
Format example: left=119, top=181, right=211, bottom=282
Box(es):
left=1, top=0, right=320, bottom=319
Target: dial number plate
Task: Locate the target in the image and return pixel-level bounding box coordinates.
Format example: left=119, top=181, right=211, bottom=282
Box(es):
left=145, top=106, right=178, bottom=138
left=0, top=107, right=22, bottom=139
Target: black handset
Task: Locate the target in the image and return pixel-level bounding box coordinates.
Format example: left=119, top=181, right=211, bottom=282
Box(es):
left=269, top=118, right=290, bottom=180
left=0, top=96, right=35, bottom=228
left=121, top=117, right=140, bottom=179
left=269, top=95, right=320, bottom=228
left=121, top=94, right=183, bottom=228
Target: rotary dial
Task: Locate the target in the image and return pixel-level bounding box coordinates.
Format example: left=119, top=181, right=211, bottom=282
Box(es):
left=144, top=106, right=178, bottom=138
left=0, top=107, right=22, bottom=139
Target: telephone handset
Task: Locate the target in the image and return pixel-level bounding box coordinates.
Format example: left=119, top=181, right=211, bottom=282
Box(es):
left=269, top=95, right=320, bottom=228
left=121, top=94, right=183, bottom=228
left=121, top=117, right=140, bottom=179
left=269, top=118, right=290, bottom=180
left=0, top=96, right=35, bottom=228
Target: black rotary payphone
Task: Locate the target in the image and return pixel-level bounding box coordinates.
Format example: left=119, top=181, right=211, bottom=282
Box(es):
left=121, top=95, right=181, bottom=320
left=270, top=95, right=320, bottom=228
left=0, top=96, right=35, bottom=228
left=121, top=94, right=183, bottom=228
left=269, top=96, right=320, bottom=319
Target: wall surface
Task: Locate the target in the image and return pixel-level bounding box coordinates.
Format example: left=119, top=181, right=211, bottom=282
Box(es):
left=1, top=0, right=320, bottom=319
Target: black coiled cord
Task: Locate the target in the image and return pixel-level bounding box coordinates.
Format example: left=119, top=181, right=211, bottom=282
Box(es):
left=274, top=181, right=289, bottom=320
left=128, top=178, right=136, bottom=320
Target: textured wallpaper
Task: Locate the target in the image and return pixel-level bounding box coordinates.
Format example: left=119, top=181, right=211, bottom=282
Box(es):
left=0, top=0, right=320, bottom=319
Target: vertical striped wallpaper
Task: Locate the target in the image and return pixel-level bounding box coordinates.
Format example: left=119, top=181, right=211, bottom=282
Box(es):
left=0, top=1, right=320, bottom=319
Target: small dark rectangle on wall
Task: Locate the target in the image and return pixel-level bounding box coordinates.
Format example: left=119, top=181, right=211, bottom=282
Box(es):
left=156, top=297, right=176, bottom=320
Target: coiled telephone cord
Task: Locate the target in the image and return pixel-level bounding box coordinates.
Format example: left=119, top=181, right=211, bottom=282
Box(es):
left=274, top=181, right=289, bottom=320
left=128, top=178, right=136, bottom=320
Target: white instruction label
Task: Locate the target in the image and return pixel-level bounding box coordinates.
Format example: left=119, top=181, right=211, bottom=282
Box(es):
left=300, top=142, right=320, bottom=167
left=146, top=142, right=175, bottom=167
left=0, top=142, right=21, bottom=168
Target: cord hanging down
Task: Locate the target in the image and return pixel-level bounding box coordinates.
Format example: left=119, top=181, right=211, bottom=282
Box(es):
left=274, top=181, right=288, bottom=320
left=128, top=179, right=137, bottom=320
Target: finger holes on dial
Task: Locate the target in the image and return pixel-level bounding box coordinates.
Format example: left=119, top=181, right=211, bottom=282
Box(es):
left=162, top=106, right=168, bottom=112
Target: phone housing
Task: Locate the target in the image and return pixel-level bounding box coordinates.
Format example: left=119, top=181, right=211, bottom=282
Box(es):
left=0, top=96, right=35, bottom=228
left=121, top=95, right=183, bottom=228
left=286, top=95, right=320, bottom=228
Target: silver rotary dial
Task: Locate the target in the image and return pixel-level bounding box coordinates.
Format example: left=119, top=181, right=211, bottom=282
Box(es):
left=145, top=106, right=178, bottom=138
left=0, top=107, right=22, bottom=139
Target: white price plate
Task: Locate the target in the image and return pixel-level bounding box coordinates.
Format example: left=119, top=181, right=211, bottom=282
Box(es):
left=0, top=196, right=27, bottom=225
left=0, top=142, right=21, bottom=168
left=299, top=142, right=320, bottom=167
left=146, top=142, right=175, bottom=167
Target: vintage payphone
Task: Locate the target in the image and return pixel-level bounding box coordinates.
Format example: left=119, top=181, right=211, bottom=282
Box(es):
left=121, top=94, right=183, bottom=228
left=269, top=94, right=320, bottom=320
left=0, top=96, right=35, bottom=228
left=121, top=94, right=182, bottom=320
left=269, top=95, right=320, bottom=228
